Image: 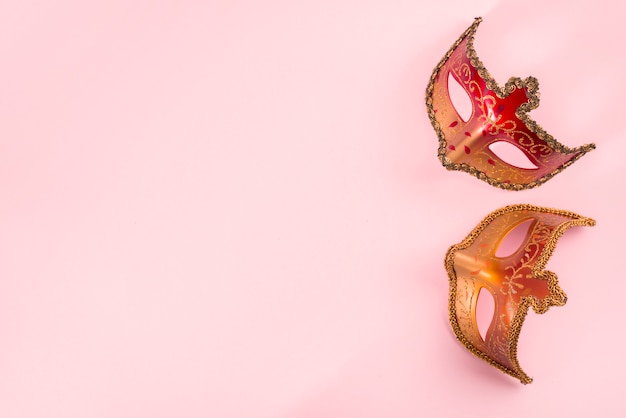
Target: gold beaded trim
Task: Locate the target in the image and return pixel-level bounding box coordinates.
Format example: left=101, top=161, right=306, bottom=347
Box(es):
left=425, top=18, right=596, bottom=191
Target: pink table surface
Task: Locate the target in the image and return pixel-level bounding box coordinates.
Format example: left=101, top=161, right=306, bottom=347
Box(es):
left=1, top=1, right=624, bottom=417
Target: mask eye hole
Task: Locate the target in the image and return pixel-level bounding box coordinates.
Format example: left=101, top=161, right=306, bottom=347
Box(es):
left=447, top=72, right=473, bottom=122
left=495, top=219, right=534, bottom=258
left=476, top=287, right=495, bottom=342
left=488, top=141, right=539, bottom=169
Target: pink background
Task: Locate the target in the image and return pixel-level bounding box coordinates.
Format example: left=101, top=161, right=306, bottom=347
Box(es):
left=1, top=1, right=624, bottom=416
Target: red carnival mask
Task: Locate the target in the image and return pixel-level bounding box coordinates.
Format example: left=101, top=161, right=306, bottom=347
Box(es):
left=426, top=18, right=595, bottom=190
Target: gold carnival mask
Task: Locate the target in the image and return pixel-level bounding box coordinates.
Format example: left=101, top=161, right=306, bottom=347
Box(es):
left=445, top=204, right=595, bottom=383
left=426, top=18, right=595, bottom=190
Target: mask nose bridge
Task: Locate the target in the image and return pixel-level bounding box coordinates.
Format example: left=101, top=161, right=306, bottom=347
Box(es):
left=453, top=247, right=498, bottom=287
left=452, top=117, right=487, bottom=159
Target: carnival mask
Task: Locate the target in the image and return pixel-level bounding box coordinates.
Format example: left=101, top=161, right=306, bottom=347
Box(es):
left=426, top=18, right=595, bottom=190
left=445, top=204, right=595, bottom=383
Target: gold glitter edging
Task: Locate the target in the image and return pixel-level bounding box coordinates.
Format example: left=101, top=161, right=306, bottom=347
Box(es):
left=425, top=18, right=596, bottom=191
left=444, top=203, right=596, bottom=384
